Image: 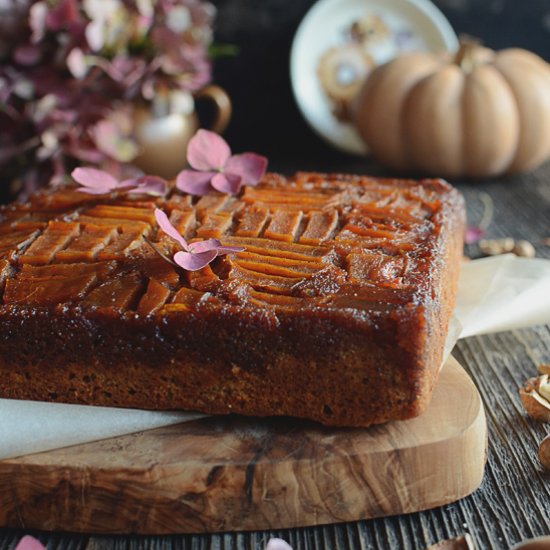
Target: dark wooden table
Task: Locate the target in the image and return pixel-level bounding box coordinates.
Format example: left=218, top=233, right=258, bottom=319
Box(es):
left=0, top=160, right=549, bottom=550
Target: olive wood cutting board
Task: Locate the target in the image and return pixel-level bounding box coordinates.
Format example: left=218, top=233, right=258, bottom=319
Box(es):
left=0, top=356, right=486, bottom=535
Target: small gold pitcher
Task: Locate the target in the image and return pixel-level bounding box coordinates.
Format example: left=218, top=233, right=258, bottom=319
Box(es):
left=132, top=85, right=232, bottom=179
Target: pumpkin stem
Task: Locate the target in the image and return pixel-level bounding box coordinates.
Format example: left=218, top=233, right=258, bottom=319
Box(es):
left=454, top=35, right=482, bottom=72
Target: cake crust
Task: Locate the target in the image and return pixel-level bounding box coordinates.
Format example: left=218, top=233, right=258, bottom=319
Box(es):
left=0, top=172, right=465, bottom=427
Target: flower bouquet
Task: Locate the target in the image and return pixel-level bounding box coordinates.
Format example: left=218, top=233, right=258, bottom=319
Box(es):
left=0, top=0, right=215, bottom=200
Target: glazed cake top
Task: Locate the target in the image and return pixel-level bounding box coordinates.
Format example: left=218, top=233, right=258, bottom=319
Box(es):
left=0, top=172, right=463, bottom=317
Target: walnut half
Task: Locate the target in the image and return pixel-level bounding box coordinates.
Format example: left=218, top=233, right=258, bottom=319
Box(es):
left=539, top=435, right=550, bottom=470
left=519, top=375, right=550, bottom=422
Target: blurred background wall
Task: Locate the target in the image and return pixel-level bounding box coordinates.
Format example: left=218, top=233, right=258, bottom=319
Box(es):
left=211, top=0, right=550, bottom=167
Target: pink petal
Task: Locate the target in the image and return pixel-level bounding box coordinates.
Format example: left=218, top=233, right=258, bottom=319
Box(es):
left=136, top=0, right=154, bottom=18
left=46, top=0, right=79, bottom=29
left=188, top=238, right=222, bottom=254
left=187, top=240, right=245, bottom=256
left=72, top=167, right=118, bottom=193
left=154, top=208, right=188, bottom=249
left=225, top=153, right=267, bottom=186
left=211, top=172, right=241, bottom=194
left=187, top=129, right=231, bottom=171
left=176, top=169, right=215, bottom=196
left=174, top=249, right=217, bottom=271
left=75, top=187, right=115, bottom=195
left=67, top=48, right=87, bottom=79
left=465, top=226, right=485, bottom=245
left=215, top=245, right=245, bottom=255
left=15, top=536, right=46, bottom=550
left=29, top=3, right=48, bottom=42
left=266, top=539, right=293, bottom=550
left=14, top=45, right=42, bottom=65
left=126, top=176, right=168, bottom=197
left=86, top=20, right=104, bottom=51
left=117, top=179, right=142, bottom=192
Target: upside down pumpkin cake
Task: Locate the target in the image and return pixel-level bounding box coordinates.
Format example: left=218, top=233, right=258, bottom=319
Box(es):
left=0, top=172, right=465, bottom=427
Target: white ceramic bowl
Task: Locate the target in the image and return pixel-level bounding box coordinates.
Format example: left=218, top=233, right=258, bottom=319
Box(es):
left=290, top=0, right=459, bottom=155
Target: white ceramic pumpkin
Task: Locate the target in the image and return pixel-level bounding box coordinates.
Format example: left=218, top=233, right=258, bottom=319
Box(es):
left=354, top=41, right=550, bottom=178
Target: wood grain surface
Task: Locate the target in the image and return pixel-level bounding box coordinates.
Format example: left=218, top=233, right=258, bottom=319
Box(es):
left=0, top=357, right=485, bottom=535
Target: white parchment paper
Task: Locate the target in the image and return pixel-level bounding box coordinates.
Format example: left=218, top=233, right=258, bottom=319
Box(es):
left=455, top=255, right=550, bottom=337
left=1, top=254, right=549, bottom=460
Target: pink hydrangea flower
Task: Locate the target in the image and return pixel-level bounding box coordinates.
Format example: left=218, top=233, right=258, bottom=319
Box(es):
left=14, top=535, right=46, bottom=550
left=72, top=167, right=167, bottom=196
left=154, top=208, right=244, bottom=271
left=176, top=129, right=267, bottom=196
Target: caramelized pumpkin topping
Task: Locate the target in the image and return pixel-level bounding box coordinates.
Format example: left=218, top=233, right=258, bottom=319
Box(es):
left=0, top=173, right=456, bottom=315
